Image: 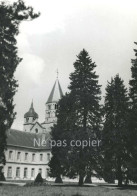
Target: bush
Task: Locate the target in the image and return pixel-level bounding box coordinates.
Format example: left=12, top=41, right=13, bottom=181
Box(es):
left=0, top=172, right=6, bottom=181
left=34, top=173, right=43, bottom=183
left=55, top=176, right=63, bottom=183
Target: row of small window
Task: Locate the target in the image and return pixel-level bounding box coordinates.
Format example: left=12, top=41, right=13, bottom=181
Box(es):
left=7, top=167, right=49, bottom=178
left=46, top=111, right=56, bottom=118
left=25, top=128, right=39, bottom=133
left=47, top=104, right=58, bottom=110
left=26, top=117, right=36, bottom=123
left=8, top=151, right=50, bottom=162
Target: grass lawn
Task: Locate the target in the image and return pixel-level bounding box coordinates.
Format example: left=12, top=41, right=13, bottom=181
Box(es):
left=0, top=184, right=137, bottom=196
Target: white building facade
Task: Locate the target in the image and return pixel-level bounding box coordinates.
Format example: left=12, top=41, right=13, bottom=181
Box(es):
left=4, top=78, right=63, bottom=180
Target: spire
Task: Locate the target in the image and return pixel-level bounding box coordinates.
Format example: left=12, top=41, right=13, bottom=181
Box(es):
left=24, top=101, right=38, bottom=118
left=31, top=99, right=33, bottom=108
left=46, top=78, right=63, bottom=104
left=56, top=69, right=59, bottom=79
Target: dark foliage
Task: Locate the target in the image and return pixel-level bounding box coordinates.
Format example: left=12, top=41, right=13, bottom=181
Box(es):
left=127, top=42, right=137, bottom=183
left=0, top=0, right=39, bottom=170
left=102, top=75, right=129, bottom=186
left=34, top=173, right=43, bottom=183
left=49, top=49, right=102, bottom=186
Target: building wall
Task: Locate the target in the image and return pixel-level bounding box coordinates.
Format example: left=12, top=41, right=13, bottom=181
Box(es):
left=30, top=123, right=44, bottom=134
left=4, top=147, right=51, bottom=180
left=24, top=117, right=38, bottom=132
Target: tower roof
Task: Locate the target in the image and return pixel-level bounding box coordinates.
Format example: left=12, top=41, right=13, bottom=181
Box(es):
left=46, top=79, right=63, bottom=104
left=24, top=101, right=38, bottom=118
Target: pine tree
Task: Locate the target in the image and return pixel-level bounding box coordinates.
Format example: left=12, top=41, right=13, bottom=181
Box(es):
left=49, top=93, right=76, bottom=183
left=0, top=0, right=39, bottom=169
left=34, top=173, right=43, bottom=184
left=49, top=49, right=102, bottom=186
left=102, top=75, right=129, bottom=186
left=48, top=154, right=63, bottom=183
left=127, top=42, right=137, bottom=182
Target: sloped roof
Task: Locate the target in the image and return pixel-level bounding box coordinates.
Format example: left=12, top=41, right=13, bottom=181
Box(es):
left=24, top=101, right=38, bottom=119
left=7, top=129, right=51, bottom=150
left=46, top=79, right=63, bottom=104
left=30, top=122, right=44, bottom=131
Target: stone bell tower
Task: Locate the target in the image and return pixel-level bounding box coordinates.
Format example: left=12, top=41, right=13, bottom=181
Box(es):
left=23, top=101, right=39, bottom=132
left=42, top=76, right=63, bottom=131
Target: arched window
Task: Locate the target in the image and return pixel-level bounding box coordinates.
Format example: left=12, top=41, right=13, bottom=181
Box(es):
left=56, top=104, right=58, bottom=109
left=47, top=153, right=50, bottom=161
left=25, top=153, right=28, bottom=161
left=31, top=168, right=35, bottom=177
left=9, top=151, right=13, bottom=160
left=32, top=153, right=35, bottom=162
left=17, top=152, right=21, bottom=160
left=39, top=168, right=42, bottom=174
left=24, top=168, right=28, bottom=178
left=48, top=105, right=51, bottom=110
left=46, top=168, right=49, bottom=177
left=40, top=154, right=43, bottom=161
left=35, top=128, right=38, bottom=134
left=55, top=104, right=58, bottom=109
left=7, top=167, right=12, bottom=178
left=16, top=167, right=20, bottom=178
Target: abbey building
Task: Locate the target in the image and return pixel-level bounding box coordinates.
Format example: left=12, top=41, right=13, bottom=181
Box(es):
left=3, top=78, right=63, bottom=180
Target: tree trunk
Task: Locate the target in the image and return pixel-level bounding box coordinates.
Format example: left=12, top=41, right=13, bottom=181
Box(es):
left=79, top=175, right=84, bottom=186
left=117, top=158, right=122, bottom=187
left=84, top=174, right=92, bottom=184
left=0, top=166, right=5, bottom=181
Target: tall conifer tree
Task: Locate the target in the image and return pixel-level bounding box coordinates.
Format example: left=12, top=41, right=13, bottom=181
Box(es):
left=102, top=75, right=129, bottom=186
left=49, top=49, right=102, bottom=186
left=0, top=0, right=39, bottom=172
left=127, top=42, right=137, bottom=182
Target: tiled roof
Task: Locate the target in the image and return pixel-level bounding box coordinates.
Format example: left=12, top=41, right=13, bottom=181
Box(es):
left=46, top=79, right=63, bottom=104
left=24, top=101, right=38, bottom=118
left=7, top=129, right=51, bottom=150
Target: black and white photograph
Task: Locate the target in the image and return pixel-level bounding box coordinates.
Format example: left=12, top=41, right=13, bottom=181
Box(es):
left=0, top=0, right=137, bottom=195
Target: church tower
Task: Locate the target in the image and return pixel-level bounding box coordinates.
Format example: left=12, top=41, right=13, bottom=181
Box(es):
left=42, top=77, right=63, bottom=131
left=24, top=101, right=39, bottom=132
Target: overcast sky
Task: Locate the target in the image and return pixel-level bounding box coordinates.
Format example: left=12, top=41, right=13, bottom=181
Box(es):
left=5, top=0, right=137, bottom=130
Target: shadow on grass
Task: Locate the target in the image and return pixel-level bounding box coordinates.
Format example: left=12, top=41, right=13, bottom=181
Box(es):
left=53, top=184, right=96, bottom=188
left=98, top=183, right=137, bottom=191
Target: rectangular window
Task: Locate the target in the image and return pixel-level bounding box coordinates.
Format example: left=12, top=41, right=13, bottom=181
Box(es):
left=39, top=168, right=42, bottom=174
left=17, top=152, right=21, bottom=160
left=9, top=151, right=13, bottom=160
left=31, top=168, right=35, bottom=177
left=7, top=167, right=12, bottom=178
left=40, top=154, right=43, bottom=161
left=24, top=168, right=28, bottom=178
left=32, top=153, right=35, bottom=162
left=25, top=153, right=28, bottom=161
left=16, top=167, right=20, bottom=178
